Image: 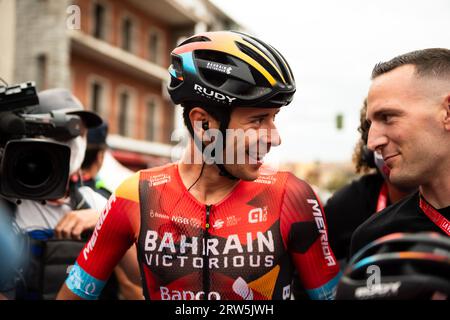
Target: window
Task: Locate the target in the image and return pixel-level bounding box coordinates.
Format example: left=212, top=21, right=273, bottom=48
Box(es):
left=148, top=29, right=163, bottom=64
left=90, top=81, right=103, bottom=114
left=93, top=2, right=106, bottom=39
left=121, top=17, right=133, bottom=52
left=117, top=88, right=135, bottom=137
left=36, top=54, right=47, bottom=90
left=88, top=76, right=110, bottom=119
left=146, top=98, right=160, bottom=141
left=118, top=91, right=129, bottom=136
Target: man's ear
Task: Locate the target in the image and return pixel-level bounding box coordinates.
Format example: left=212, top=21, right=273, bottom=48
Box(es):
left=189, top=107, right=220, bottom=134
left=96, top=149, right=106, bottom=168
left=443, top=94, right=450, bottom=131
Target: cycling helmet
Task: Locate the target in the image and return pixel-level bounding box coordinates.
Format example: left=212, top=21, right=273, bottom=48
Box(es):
left=168, top=30, right=296, bottom=109
left=167, top=31, right=296, bottom=179
left=336, top=232, right=450, bottom=300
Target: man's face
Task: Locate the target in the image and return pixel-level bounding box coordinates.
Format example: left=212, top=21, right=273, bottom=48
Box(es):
left=366, top=64, right=448, bottom=188
left=221, top=107, right=281, bottom=181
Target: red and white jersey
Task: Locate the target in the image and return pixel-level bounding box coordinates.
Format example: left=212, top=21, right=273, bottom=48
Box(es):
left=67, top=163, right=341, bottom=300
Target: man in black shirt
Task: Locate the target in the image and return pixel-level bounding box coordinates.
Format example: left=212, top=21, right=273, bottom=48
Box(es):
left=350, top=48, right=450, bottom=256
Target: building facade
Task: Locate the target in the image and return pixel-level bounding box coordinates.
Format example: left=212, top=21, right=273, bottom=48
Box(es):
left=3, top=0, right=241, bottom=169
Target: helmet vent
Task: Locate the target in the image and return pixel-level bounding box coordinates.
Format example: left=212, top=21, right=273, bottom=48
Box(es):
left=235, top=41, right=283, bottom=83
left=179, top=36, right=211, bottom=46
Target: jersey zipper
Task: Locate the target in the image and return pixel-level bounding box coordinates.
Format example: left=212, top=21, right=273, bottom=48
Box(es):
left=203, top=204, right=212, bottom=300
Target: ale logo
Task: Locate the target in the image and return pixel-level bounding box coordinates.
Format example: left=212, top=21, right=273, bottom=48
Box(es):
left=248, top=207, right=268, bottom=224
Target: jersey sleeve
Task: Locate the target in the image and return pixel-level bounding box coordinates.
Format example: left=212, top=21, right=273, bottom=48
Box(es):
left=280, top=173, right=342, bottom=300
left=65, top=172, right=141, bottom=300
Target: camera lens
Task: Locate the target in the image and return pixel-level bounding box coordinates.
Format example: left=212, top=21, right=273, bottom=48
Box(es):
left=14, top=149, right=53, bottom=187
left=1, top=139, right=70, bottom=200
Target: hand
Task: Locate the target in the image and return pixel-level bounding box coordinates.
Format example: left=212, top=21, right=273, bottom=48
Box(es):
left=55, top=209, right=100, bottom=240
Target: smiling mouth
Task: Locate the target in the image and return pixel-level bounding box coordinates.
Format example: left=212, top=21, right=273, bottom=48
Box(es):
left=246, top=151, right=266, bottom=163
left=383, top=153, right=400, bottom=165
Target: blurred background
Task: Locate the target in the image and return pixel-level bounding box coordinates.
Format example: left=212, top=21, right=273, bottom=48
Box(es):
left=1, top=0, right=449, bottom=197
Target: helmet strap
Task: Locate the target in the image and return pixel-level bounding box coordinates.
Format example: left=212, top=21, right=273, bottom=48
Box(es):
left=188, top=105, right=238, bottom=181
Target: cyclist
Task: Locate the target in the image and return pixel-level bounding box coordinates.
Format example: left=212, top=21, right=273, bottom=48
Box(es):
left=57, top=31, right=341, bottom=300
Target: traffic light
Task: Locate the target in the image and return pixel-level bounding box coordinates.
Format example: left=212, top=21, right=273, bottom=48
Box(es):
left=336, top=113, right=344, bottom=130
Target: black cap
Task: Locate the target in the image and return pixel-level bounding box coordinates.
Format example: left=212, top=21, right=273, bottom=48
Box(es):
left=87, top=122, right=108, bottom=146
left=32, top=88, right=102, bottom=128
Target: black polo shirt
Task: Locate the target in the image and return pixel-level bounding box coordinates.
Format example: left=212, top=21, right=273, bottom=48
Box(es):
left=350, top=191, right=450, bottom=256
left=325, top=173, right=384, bottom=260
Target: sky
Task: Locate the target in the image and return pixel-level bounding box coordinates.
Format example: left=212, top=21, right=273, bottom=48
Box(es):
left=210, top=0, right=450, bottom=163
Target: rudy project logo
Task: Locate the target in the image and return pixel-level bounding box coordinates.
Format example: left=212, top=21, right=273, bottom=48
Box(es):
left=194, top=84, right=236, bottom=105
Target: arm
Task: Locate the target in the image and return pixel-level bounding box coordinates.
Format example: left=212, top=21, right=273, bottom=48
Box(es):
left=281, top=173, right=342, bottom=300
left=57, top=173, right=141, bottom=300
left=114, top=265, right=144, bottom=300
left=56, top=283, right=83, bottom=300
left=54, top=185, right=109, bottom=240
left=118, top=245, right=142, bottom=286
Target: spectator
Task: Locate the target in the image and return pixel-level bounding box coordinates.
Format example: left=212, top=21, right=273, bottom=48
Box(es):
left=8, top=88, right=114, bottom=300
left=78, top=122, right=112, bottom=199
left=350, top=48, right=450, bottom=255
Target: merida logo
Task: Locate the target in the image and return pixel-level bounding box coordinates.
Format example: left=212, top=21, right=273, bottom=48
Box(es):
left=194, top=84, right=236, bottom=104
left=307, top=199, right=336, bottom=267
left=83, top=193, right=116, bottom=260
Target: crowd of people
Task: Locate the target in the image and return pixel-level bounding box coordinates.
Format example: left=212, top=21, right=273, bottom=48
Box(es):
left=0, top=30, right=449, bottom=301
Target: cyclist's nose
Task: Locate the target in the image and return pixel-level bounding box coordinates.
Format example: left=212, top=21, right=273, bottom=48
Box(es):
left=263, top=122, right=281, bottom=147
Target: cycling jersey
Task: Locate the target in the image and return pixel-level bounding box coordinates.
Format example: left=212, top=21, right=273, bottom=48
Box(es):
left=66, top=163, right=341, bottom=300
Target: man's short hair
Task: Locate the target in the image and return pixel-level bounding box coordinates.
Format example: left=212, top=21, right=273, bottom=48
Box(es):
left=372, top=48, right=450, bottom=79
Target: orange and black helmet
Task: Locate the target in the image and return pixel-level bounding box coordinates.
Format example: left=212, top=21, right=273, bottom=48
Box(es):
left=336, top=232, right=450, bottom=300
left=167, top=31, right=296, bottom=109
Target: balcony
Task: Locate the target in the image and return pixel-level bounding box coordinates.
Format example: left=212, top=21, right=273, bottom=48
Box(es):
left=68, top=29, right=168, bottom=85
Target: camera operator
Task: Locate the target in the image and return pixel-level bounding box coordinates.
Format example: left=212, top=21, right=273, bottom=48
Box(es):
left=1, top=88, right=114, bottom=299
left=11, top=89, right=103, bottom=235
